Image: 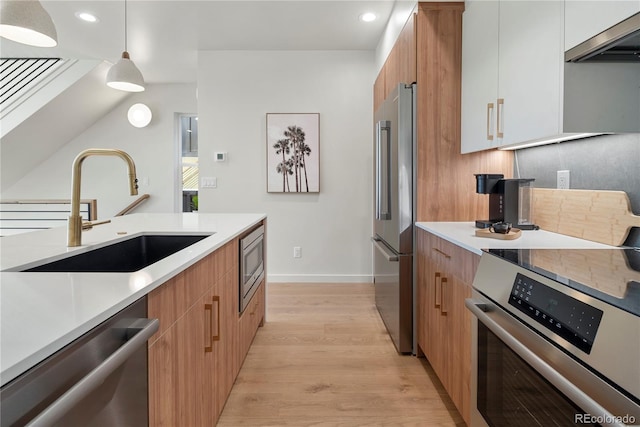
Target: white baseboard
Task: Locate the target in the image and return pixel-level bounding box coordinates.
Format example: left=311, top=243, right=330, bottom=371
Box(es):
left=267, top=274, right=373, bottom=283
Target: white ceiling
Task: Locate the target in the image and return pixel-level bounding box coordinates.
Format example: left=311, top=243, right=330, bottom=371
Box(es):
left=0, top=0, right=397, bottom=84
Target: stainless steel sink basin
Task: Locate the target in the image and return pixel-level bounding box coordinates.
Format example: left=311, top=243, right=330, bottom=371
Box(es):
left=22, top=234, right=211, bottom=273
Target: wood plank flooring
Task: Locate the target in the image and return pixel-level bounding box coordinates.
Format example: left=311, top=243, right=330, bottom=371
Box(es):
left=217, top=283, right=465, bottom=426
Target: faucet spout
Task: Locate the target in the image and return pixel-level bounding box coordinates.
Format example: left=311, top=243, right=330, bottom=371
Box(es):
left=68, top=149, right=138, bottom=247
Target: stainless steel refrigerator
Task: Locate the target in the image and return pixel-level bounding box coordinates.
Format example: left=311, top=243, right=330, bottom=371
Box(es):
left=372, top=83, right=415, bottom=354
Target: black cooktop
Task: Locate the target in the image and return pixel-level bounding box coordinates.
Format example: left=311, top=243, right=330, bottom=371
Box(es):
left=484, top=248, right=640, bottom=317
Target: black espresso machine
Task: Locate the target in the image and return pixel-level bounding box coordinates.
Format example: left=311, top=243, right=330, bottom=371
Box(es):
left=474, top=174, right=539, bottom=230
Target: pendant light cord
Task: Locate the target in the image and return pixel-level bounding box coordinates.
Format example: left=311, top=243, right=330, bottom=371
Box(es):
left=124, top=0, right=128, bottom=52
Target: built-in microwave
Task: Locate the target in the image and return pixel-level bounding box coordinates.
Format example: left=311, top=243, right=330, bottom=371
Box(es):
left=239, top=224, right=265, bottom=313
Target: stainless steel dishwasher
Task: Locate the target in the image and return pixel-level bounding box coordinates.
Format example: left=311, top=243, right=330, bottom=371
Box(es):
left=0, top=297, right=158, bottom=427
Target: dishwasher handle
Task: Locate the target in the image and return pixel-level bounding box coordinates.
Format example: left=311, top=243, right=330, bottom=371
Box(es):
left=26, top=317, right=159, bottom=427
left=465, top=299, right=627, bottom=427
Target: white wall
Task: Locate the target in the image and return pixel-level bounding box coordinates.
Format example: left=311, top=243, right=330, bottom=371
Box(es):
left=197, top=50, right=375, bottom=283
left=2, top=83, right=197, bottom=218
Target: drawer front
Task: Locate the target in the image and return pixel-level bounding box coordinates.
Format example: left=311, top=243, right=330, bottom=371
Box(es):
left=419, top=230, right=480, bottom=285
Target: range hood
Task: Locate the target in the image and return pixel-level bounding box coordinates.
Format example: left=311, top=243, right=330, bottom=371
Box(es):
left=566, top=12, right=640, bottom=62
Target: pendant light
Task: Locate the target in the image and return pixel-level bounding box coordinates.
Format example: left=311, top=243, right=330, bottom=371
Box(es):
left=0, top=0, right=58, bottom=47
left=106, top=0, right=145, bottom=92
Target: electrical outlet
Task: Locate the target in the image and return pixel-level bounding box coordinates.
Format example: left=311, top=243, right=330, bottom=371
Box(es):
left=293, top=246, right=301, bottom=258
left=557, top=170, right=570, bottom=189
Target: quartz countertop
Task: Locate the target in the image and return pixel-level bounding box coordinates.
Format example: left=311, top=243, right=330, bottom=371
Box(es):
left=0, top=213, right=265, bottom=386
left=415, top=222, right=614, bottom=255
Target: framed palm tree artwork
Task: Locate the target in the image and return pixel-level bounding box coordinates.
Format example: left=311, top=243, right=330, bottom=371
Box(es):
left=267, top=113, right=320, bottom=193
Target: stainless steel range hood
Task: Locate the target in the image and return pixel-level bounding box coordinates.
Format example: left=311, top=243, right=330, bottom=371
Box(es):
left=566, top=12, right=640, bottom=62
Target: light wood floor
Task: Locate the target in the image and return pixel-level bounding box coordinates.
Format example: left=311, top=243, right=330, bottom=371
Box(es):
left=217, top=283, right=465, bottom=426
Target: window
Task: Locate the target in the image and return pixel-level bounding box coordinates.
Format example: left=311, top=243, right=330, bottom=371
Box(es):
left=180, top=115, right=198, bottom=212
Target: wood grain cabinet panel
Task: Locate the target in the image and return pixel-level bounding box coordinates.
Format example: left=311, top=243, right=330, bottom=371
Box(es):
left=238, top=279, right=265, bottom=366
left=374, top=2, right=513, bottom=223
left=147, top=234, right=264, bottom=427
left=374, top=8, right=417, bottom=111
left=416, top=227, right=479, bottom=425
left=148, top=269, right=213, bottom=426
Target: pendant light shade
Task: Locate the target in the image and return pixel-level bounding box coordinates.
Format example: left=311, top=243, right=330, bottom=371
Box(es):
left=106, top=0, right=145, bottom=92
left=106, top=51, right=145, bottom=92
left=0, top=0, right=58, bottom=47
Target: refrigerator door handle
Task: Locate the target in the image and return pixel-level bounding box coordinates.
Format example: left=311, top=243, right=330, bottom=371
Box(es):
left=372, top=237, right=399, bottom=262
left=375, top=120, right=391, bottom=220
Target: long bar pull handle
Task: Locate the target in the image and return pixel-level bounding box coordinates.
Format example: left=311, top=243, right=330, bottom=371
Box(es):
left=204, top=303, right=213, bottom=352
left=486, top=103, right=494, bottom=141
left=375, top=120, right=391, bottom=220
left=434, top=272, right=441, bottom=308
left=432, top=247, right=451, bottom=259
left=440, top=277, right=448, bottom=315
left=212, top=296, right=221, bottom=342
left=497, top=98, right=504, bottom=138
left=465, top=299, right=626, bottom=427
left=26, top=318, right=159, bottom=427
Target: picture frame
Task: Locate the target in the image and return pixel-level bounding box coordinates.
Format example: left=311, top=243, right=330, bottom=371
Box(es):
left=266, top=113, right=320, bottom=193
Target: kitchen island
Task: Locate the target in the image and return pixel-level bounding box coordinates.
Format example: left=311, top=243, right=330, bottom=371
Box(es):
left=0, top=213, right=265, bottom=387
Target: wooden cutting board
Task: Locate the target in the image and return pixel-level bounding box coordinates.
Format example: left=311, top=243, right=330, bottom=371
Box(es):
left=532, top=188, right=640, bottom=246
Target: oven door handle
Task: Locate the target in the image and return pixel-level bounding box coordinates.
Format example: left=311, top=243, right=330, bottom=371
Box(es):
left=465, top=299, right=627, bottom=427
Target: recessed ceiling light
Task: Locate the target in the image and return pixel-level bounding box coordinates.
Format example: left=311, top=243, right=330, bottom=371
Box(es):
left=75, top=12, right=98, bottom=23
left=359, top=12, right=377, bottom=22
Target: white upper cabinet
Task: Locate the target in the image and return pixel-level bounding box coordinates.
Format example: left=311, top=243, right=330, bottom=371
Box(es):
left=497, top=1, right=563, bottom=147
left=565, top=0, right=640, bottom=51
left=461, top=1, right=499, bottom=153
left=461, top=1, right=562, bottom=153
left=461, top=0, right=640, bottom=154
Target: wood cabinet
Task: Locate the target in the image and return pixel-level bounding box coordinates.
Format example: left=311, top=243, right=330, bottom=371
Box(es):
left=374, top=9, right=417, bottom=112
left=565, top=0, right=640, bottom=51
left=416, top=227, right=479, bottom=425
left=238, top=279, right=265, bottom=364
left=147, top=232, right=265, bottom=426
left=414, top=2, right=513, bottom=222
left=461, top=0, right=563, bottom=153
left=374, top=3, right=513, bottom=220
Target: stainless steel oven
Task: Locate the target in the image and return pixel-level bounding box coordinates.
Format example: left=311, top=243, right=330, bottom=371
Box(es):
left=240, top=224, right=265, bottom=313
left=467, top=249, right=640, bottom=427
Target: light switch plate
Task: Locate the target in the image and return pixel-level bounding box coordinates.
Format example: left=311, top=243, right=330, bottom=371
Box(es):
left=201, top=177, right=217, bottom=188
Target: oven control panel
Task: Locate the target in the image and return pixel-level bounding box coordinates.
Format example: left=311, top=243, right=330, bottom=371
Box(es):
left=509, top=273, right=603, bottom=354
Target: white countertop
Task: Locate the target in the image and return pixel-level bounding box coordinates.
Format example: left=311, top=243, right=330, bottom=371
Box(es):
left=0, top=213, right=265, bottom=386
left=416, top=222, right=614, bottom=255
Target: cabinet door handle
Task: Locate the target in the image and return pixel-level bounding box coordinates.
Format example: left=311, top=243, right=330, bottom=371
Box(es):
left=440, top=277, right=448, bottom=315
left=204, top=303, right=213, bottom=353
left=432, top=247, right=451, bottom=259
left=434, top=272, right=441, bottom=308
left=497, top=98, right=504, bottom=138
left=486, top=102, right=494, bottom=141
left=204, top=296, right=221, bottom=352
left=212, top=295, right=220, bottom=342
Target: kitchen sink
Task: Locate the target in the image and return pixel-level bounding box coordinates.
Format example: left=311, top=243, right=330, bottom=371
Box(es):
left=21, top=234, right=212, bottom=273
